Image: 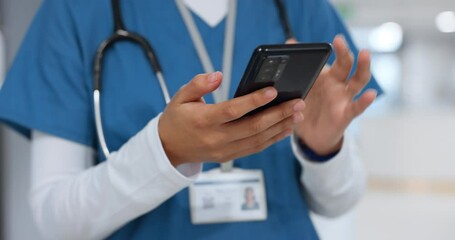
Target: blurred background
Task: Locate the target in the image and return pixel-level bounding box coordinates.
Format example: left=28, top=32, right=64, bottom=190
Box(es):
left=0, top=0, right=454, bottom=239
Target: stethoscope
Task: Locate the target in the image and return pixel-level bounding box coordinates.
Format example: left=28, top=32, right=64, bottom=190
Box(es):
left=93, top=0, right=296, bottom=159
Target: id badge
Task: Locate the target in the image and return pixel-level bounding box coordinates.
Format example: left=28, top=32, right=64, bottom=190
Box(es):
left=189, top=168, right=267, bottom=224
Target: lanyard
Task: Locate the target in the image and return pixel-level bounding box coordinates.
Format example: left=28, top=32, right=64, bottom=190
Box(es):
left=176, top=0, right=237, bottom=172
left=175, top=0, right=237, bottom=104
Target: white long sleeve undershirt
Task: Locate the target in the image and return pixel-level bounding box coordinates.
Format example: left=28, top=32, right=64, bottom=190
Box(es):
left=30, top=115, right=365, bottom=240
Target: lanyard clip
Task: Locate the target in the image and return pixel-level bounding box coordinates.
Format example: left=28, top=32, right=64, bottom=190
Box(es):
left=220, top=161, right=234, bottom=173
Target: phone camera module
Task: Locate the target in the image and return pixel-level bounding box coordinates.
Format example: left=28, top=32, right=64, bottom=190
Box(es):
left=263, top=67, right=273, bottom=73
left=267, top=59, right=278, bottom=65
left=257, top=55, right=290, bottom=83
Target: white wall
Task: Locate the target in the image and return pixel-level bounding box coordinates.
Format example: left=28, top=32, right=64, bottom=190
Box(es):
left=0, top=31, right=5, bottom=86
left=0, top=0, right=43, bottom=239
left=354, top=109, right=455, bottom=240
left=0, top=23, right=6, bottom=240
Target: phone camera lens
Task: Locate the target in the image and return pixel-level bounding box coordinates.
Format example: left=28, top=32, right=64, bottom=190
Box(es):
left=264, top=68, right=273, bottom=73
left=268, top=59, right=277, bottom=64
left=260, top=75, right=269, bottom=82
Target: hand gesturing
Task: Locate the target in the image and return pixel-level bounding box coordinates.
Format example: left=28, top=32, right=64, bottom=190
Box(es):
left=294, top=35, right=377, bottom=155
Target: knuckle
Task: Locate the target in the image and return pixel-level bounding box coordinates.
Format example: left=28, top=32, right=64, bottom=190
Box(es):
left=250, top=118, right=265, bottom=133
left=193, top=73, right=206, bottom=82
left=190, top=74, right=207, bottom=87
left=188, top=75, right=203, bottom=88
left=223, top=103, right=239, bottom=119
left=204, top=133, right=229, bottom=160
left=251, top=92, right=265, bottom=107
left=201, top=135, right=217, bottom=150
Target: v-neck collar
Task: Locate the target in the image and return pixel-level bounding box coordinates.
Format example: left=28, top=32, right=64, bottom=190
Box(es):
left=182, top=0, right=228, bottom=28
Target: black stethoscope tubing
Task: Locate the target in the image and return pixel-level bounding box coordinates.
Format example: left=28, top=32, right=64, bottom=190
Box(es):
left=93, top=0, right=163, bottom=92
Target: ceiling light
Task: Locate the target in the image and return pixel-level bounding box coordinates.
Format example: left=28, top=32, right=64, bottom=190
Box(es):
left=368, top=22, right=403, bottom=53
left=435, top=11, right=455, bottom=33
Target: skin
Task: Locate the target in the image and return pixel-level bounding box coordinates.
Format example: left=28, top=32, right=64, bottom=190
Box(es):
left=290, top=35, right=377, bottom=155
left=159, top=35, right=376, bottom=166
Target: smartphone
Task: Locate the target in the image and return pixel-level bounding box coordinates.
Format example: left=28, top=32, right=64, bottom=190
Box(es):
left=234, top=43, right=332, bottom=116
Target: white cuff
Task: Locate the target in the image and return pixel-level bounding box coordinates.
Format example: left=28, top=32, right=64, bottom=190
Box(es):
left=291, top=133, right=367, bottom=217
left=291, top=133, right=349, bottom=174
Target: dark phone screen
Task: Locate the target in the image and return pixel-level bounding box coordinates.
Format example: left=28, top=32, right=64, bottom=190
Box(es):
left=234, top=44, right=331, bottom=116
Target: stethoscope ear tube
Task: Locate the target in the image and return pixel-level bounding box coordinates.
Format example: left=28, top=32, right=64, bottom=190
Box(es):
left=274, top=0, right=295, bottom=41
left=94, top=90, right=111, bottom=158
left=93, top=39, right=109, bottom=91
left=112, top=0, right=125, bottom=31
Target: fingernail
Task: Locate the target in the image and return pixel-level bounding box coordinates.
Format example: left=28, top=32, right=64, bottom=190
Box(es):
left=293, top=113, right=304, bottom=123
left=340, top=35, right=347, bottom=42
left=208, top=72, right=219, bottom=83
left=370, top=89, right=378, bottom=97
left=264, top=88, right=277, bottom=99
left=293, top=101, right=305, bottom=112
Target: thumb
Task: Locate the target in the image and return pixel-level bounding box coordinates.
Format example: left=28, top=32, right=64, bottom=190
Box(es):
left=173, top=72, right=222, bottom=104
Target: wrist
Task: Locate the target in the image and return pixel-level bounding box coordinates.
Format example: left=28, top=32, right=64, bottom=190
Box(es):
left=157, top=115, right=188, bottom=168
left=158, top=135, right=189, bottom=168
left=297, top=138, right=342, bottom=162
left=298, top=135, right=343, bottom=157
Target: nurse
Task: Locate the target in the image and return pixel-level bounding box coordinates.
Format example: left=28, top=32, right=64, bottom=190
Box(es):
left=0, top=0, right=382, bottom=239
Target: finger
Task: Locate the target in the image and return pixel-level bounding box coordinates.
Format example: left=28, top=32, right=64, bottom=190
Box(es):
left=172, top=72, right=222, bottom=104
left=346, top=50, right=371, bottom=98
left=330, top=35, right=354, bottom=82
left=220, top=129, right=293, bottom=162
left=349, top=89, right=377, bottom=118
left=207, top=87, right=278, bottom=123
left=232, top=114, right=296, bottom=148
left=205, top=116, right=294, bottom=162
left=285, top=38, right=298, bottom=44
left=225, top=99, right=305, bottom=140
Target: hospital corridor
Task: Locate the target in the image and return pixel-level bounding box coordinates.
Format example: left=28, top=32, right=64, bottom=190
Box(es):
left=1, top=0, right=455, bottom=239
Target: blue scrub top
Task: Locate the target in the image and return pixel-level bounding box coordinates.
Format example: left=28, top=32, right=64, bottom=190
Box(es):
left=0, top=0, right=382, bottom=239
